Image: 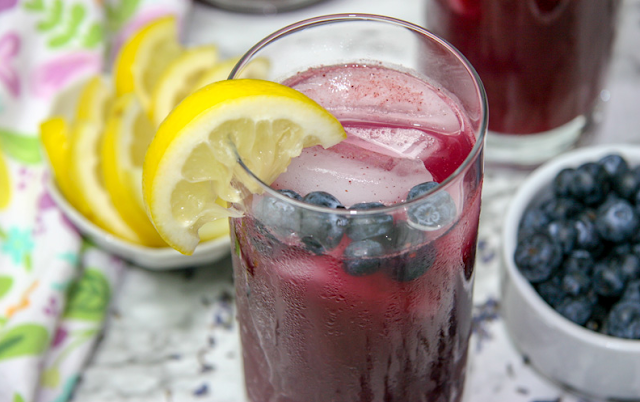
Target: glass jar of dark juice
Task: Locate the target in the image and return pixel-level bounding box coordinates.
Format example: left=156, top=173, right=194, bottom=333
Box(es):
left=427, top=0, right=621, bottom=165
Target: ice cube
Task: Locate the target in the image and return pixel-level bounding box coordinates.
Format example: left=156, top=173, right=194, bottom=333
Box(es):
left=272, top=140, right=433, bottom=206
left=288, top=65, right=463, bottom=136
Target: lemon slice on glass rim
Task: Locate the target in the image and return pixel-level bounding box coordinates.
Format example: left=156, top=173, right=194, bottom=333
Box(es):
left=143, top=79, right=346, bottom=255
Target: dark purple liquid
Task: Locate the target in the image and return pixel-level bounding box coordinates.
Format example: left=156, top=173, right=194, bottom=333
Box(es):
left=231, top=64, right=482, bottom=401
left=428, top=0, right=620, bottom=135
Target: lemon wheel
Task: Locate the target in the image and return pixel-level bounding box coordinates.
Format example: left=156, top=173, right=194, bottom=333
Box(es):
left=150, top=45, right=220, bottom=127
left=114, top=16, right=182, bottom=113
left=143, top=79, right=346, bottom=254
left=102, top=93, right=167, bottom=247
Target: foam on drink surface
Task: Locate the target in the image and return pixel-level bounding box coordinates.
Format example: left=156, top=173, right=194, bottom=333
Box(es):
left=274, top=64, right=468, bottom=205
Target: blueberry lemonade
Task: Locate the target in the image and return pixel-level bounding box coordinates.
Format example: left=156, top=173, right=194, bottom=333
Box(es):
left=142, top=15, right=487, bottom=402
left=232, top=64, right=483, bottom=401
left=227, top=16, right=487, bottom=402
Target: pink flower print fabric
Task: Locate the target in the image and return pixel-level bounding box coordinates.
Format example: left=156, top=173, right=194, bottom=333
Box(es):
left=0, top=1, right=190, bottom=402
left=0, top=32, right=21, bottom=98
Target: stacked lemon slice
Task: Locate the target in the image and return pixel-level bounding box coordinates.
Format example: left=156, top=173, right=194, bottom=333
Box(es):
left=39, top=16, right=275, bottom=248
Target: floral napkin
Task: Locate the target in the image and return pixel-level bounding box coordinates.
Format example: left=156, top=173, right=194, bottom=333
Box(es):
left=0, top=1, right=189, bottom=401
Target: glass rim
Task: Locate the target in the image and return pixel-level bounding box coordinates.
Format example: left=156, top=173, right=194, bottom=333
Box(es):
left=229, top=13, right=488, bottom=216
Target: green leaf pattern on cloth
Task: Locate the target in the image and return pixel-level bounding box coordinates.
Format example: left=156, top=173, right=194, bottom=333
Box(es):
left=24, top=0, right=102, bottom=50
left=0, top=324, right=49, bottom=361
left=0, top=128, right=42, bottom=165
left=0, top=276, right=13, bottom=300
left=105, top=0, right=141, bottom=33
left=63, top=269, right=110, bottom=322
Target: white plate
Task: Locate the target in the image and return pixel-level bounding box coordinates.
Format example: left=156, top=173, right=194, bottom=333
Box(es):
left=47, top=178, right=231, bottom=270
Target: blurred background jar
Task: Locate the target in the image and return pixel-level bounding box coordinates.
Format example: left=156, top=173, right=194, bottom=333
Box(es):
left=198, top=0, right=326, bottom=14
left=426, top=0, right=621, bottom=166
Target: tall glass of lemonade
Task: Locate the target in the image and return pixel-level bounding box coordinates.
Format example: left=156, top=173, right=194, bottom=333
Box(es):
left=229, top=14, right=487, bottom=402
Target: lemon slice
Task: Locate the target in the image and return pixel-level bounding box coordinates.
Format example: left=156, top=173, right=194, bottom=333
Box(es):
left=102, top=93, right=167, bottom=247
left=40, top=117, right=91, bottom=216
left=0, top=146, right=10, bottom=210
left=76, top=76, right=113, bottom=123
left=193, top=56, right=270, bottom=90
left=150, top=45, right=220, bottom=127
left=68, top=119, right=142, bottom=243
left=114, top=16, right=182, bottom=113
left=143, top=79, right=346, bottom=254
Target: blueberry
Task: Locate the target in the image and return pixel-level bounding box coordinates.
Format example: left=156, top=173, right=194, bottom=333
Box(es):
left=251, top=220, right=284, bottom=255
left=573, top=215, right=601, bottom=250
left=519, top=208, right=550, bottom=235
left=595, top=197, right=639, bottom=243
left=406, top=181, right=456, bottom=230
left=300, top=191, right=348, bottom=253
left=407, top=181, right=439, bottom=200
left=612, top=242, right=632, bottom=256
left=569, top=162, right=610, bottom=206
left=545, top=219, right=577, bottom=255
left=301, top=236, right=326, bottom=255
left=254, top=189, right=302, bottom=237
left=278, top=189, right=303, bottom=201
left=385, top=243, right=436, bottom=282
left=555, top=296, right=595, bottom=326
left=347, top=202, right=394, bottom=241
left=599, top=153, right=628, bottom=181
left=536, top=276, right=567, bottom=308
left=633, top=243, right=640, bottom=259
left=390, top=221, right=425, bottom=249
left=606, top=300, right=640, bottom=339
left=617, top=253, right=640, bottom=282
left=561, top=270, right=591, bottom=297
left=622, top=280, right=640, bottom=302
left=612, top=171, right=639, bottom=200
left=593, top=259, right=626, bottom=298
left=303, top=191, right=343, bottom=209
left=540, top=197, right=583, bottom=221
left=563, top=249, right=594, bottom=275
left=514, top=233, right=563, bottom=283
left=553, top=168, right=576, bottom=198
left=343, top=239, right=384, bottom=276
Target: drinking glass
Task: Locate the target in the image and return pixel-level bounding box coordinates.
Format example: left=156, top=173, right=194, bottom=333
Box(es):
left=427, top=0, right=621, bottom=166
left=228, top=14, right=487, bottom=402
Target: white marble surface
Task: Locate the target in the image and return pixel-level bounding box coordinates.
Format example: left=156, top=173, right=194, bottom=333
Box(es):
left=73, top=0, right=640, bottom=401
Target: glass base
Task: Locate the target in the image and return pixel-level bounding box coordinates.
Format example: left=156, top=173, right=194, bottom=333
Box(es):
left=485, top=115, right=586, bottom=167
left=199, top=0, right=324, bottom=14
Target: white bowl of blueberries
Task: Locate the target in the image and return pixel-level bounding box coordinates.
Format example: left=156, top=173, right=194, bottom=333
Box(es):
left=502, top=144, right=640, bottom=400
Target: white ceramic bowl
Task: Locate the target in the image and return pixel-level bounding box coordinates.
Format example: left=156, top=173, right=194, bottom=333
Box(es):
left=501, top=144, right=640, bottom=400
left=47, top=179, right=230, bottom=270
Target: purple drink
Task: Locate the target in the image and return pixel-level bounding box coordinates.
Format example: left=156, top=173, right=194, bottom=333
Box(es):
left=427, top=0, right=619, bottom=135
left=427, top=0, right=620, bottom=164
left=229, top=15, right=487, bottom=402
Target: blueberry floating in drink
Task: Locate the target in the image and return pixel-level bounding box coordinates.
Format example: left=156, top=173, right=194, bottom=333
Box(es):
left=406, top=181, right=456, bottom=231
left=343, top=239, right=385, bottom=276
left=254, top=189, right=303, bottom=237
left=346, top=202, right=394, bottom=241
left=299, top=191, right=348, bottom=254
